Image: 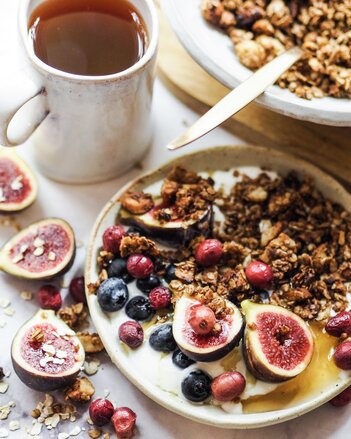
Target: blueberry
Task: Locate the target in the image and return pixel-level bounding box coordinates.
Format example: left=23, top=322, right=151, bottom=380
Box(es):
left=97, top=278, right=129, bottom=312
left=149, top=324, right=177, bottom=352
left=121, top=272, right=134, bottom=284
left=172, top=349, right=195, bottom=369
left=107, top=258, right=127, bottom=278
left=125, top=296, right=155, bottom=321
left=165, top=264, right=177, bottom=283
left=136, top=275, right=161, bottom=294
left=126, top=226, right=142, bottom=235
left=181, top=370, right=212, bottom=402
left=259, top=290, right=270, bottom=303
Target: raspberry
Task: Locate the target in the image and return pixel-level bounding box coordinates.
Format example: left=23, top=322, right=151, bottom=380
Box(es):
left=245, top=261, right=273, bottom=289
left=149, top=287, right=172, bottom=309
left=102, top=225, right=126, bottom=254
left=119, top=321, right=144, bottom=348
left=126, top=254, right=153, bottom=279
left=112, top=407, right=136, bottom=439
left=188, top=304, right=216, bottom=335
left=89, top=398, right=114, bottom=426
left=37, top=285, right=62, bottom=311
left=195, top=239, right=223, bottom=266
left=69, top=276, right=86, bottom=303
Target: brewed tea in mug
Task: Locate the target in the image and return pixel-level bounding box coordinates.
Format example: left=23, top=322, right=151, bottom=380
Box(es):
left=28, top=0, right=148, bottom=76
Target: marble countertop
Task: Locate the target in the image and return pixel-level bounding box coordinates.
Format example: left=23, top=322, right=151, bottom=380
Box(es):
left=0, top=0, right=350, bottom=438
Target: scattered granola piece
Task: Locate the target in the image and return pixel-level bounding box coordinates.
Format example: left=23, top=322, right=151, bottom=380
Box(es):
left=64, top=377, right=95, bottom=403
left=119, top=235, right=159, bottom=258
left=30, top=422, right=42, bottom=436
left=20, top=290, right=33, bottom=301
left=0, top=428, right=8, bottom=438
left=77, top=333, right=104, bottom=353
left=0, top=382, right=9, bottom=394
left=89, top=429, right=102, bottom=439
left=8, top=420, right=20, bottom=431
left=58, top=303, right=88, bottom=329
left=120, top=190, right=154, bottom=215
left=4, top=307, right=15, bottom=317
left=83, top=358, right=100, bottom=376
left=69, top=426, right=82, bottom=436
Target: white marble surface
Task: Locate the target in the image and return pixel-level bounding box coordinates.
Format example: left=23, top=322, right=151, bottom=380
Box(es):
left=0, top=0, right=350, bottom=438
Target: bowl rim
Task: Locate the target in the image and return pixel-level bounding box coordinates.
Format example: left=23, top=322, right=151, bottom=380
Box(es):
left=85, top=145, right=351, bottom=429
left=160, top=0, right=351, bottom=127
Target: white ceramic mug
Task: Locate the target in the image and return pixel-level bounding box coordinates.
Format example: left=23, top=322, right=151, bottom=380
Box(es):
left=0, top=0, right=158, bottom=183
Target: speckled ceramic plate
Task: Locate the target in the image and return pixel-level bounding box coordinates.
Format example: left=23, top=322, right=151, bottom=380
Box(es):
left=85, top=146, right=351, bottom=429
left=161, top=0, right=351, bottom=127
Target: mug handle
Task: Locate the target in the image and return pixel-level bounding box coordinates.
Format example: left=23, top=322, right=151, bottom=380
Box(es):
left=0, top=69, right=48, bottom=147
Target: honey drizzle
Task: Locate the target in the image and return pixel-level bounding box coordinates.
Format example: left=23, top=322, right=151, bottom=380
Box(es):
left=221, top=323, right=341, bottom=413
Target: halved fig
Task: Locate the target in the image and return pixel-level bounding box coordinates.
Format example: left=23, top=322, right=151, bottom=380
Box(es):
left=173, top=296, right=244, bottom=362
left=11, top=309, right=85, bottom=391
left=0, top=218, right=75, bottom=280
left=242, top=300, right=314, bottom=383
left=0, top=149, right=38, bottom=212
left=119, top=201, right=213, bottom=245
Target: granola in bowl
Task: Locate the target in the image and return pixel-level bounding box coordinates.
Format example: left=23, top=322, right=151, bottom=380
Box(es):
left=202, top=0, right=351, bottom=99
left=85, top=147, right=351, bottom=426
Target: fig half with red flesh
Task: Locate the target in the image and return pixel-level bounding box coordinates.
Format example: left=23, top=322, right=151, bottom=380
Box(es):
left=0, top=218, right=75, bottom=280
left=0, top=150, right=38, bottom=212
left=242, top=300, right=314, bottom=383
left=11, top=309, right=85, bottom=391
left=173, top=296, right=244, bottom=362
left=119, top=201, right=213, bottom=246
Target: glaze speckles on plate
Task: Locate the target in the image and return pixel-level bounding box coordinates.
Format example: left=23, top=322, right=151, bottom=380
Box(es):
left=85, top=146, right=351, bottom=429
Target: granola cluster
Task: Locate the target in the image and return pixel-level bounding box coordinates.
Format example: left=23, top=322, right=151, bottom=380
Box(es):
left=94, top=166, right=351, bottom=322
left=202, top=0, right=351, bottom=99
left=215, top=170, right=351, bottom=320
left=153, top=166, right=216, bottom=223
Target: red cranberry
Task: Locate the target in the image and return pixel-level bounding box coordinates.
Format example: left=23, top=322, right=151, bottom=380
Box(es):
left=127, top=254, right=153, bottom=279
left=37, top=285, right=62, bottom=311
left=325, top=311, right=351, bottom=337
left=112, top=407, right=137, bottom=439
left=334, top=340, right=351, bottom=370
left=330, top=386, right=351, bottom=407
left=89, top=398, right=114, bottom=426
left=69, top=276, right=86, bottom=303
left=119, top=321, right=144, bottom=349
left=211, top=371, right=246, bottom=402
left=102, top=225, right=126, bottom=254
left=245, top=261, right=273, bottom=289
left=189, top=304, right=216, bottom=335
left=149, top=287, right=172, bottom=309
left=195, top=239, right=223, bottom=266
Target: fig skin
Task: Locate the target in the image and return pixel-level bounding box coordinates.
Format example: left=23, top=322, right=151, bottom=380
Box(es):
left=0, top=218, right=76, bottom=280
left=119, top=205, right=213, bottom=246
left=0, top=150, right=38, bottom=213
left=242, top=301, right=314, bottom=383
left=11, top=309, right=85, bottom=392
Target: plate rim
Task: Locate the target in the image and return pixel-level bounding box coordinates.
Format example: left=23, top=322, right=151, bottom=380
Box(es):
left=85, top=145, right=351, bottom=429
left=160, top=0, right=351, bottom=127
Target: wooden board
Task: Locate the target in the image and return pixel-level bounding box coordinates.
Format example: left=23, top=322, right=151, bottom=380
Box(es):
left=157, top=6, right=351, bottom=185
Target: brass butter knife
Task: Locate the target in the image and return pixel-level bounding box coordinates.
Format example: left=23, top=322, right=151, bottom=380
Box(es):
left=167, top=47, right=303, bottom=150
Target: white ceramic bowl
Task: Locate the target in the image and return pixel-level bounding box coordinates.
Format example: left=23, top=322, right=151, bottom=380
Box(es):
left=161, top=0, right=351, bottom=127
left=85, top=146, right=351, bottom=429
